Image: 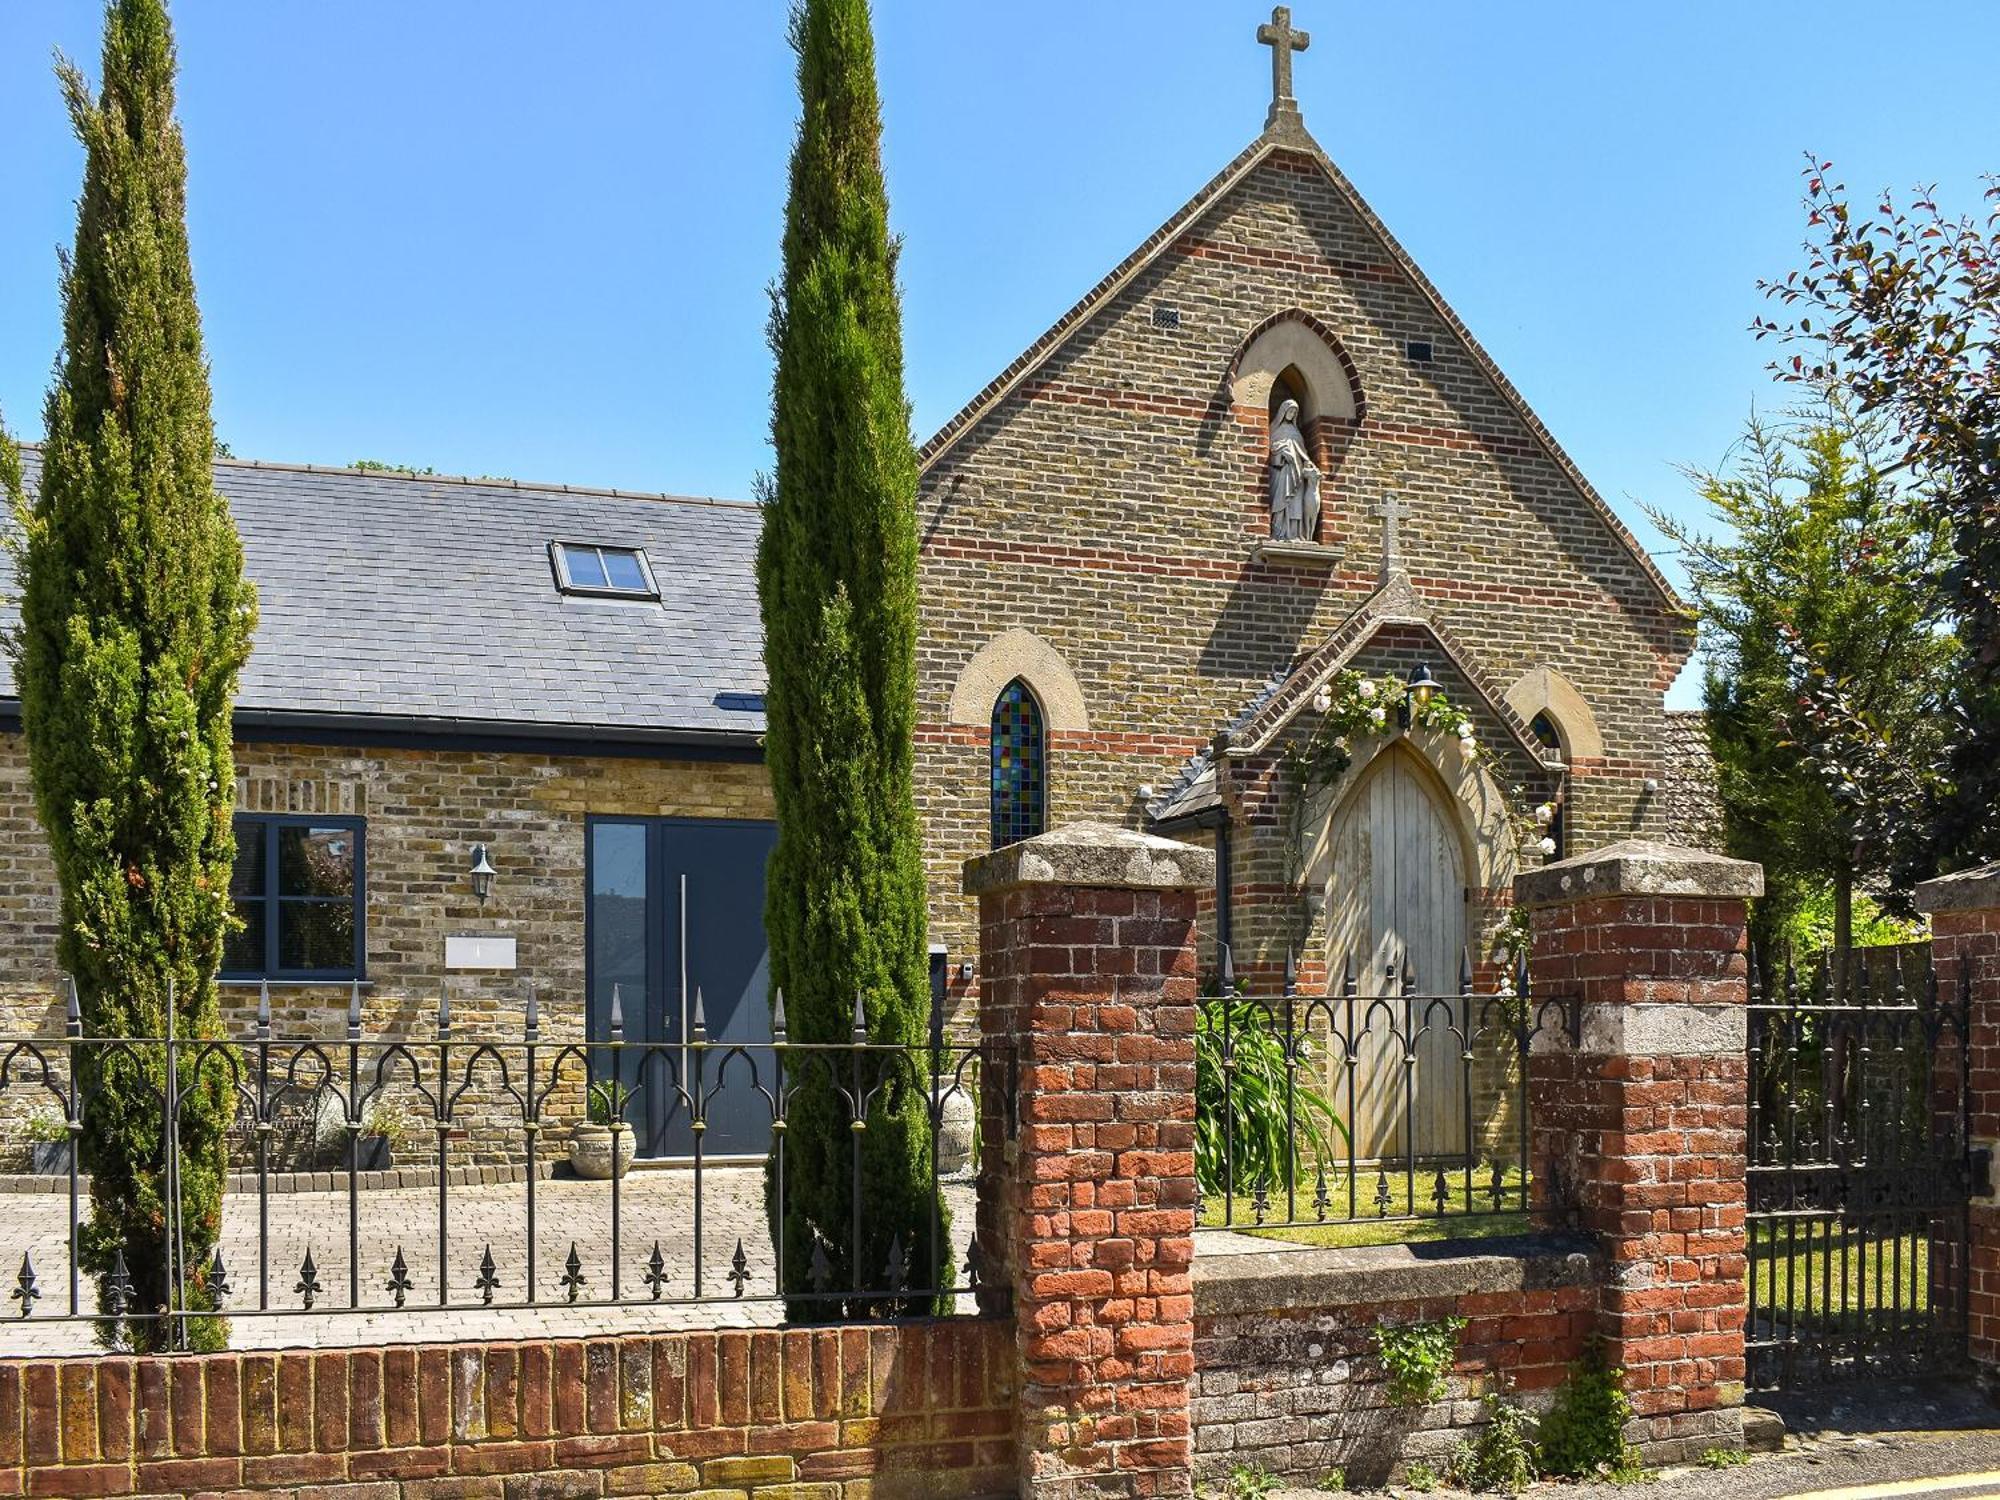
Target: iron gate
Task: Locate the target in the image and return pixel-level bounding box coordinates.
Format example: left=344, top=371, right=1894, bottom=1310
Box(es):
left=1746, top=950, right=1981, bottom=1390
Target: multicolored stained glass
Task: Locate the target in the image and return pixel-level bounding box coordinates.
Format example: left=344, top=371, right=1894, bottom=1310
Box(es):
left=990, top=679, right=1046, bottom=848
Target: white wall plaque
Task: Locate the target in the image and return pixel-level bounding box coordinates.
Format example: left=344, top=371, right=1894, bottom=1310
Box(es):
left=445, top=934, right=518, bottom=971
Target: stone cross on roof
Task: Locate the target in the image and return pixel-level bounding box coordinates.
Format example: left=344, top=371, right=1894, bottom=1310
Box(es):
left=1257, top=6, right=1310, bottom=132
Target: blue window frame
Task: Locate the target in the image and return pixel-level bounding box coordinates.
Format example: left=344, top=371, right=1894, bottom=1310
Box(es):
left=223, top=816, right=366, bottom=980
left=990, top=678, right=1046, bottom=848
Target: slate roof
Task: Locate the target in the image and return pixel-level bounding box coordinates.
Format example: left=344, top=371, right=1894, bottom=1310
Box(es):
left=1, top=449, right=767, bottom=746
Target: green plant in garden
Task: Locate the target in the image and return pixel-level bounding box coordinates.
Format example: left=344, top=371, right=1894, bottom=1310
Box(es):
left=24, top=1108, right=69, bottom=1145
left=1219, top=1463, right=1281, bottom=1499
left=1316, top=1468, right=1347, bottom=1492
left=1699, top=1448, right=1750, bottom=1470
left=1374, top=1316, right=1466, bottom=1408
left=1195, top=994, right=1345, bottom=1197
left=1, top=0, right=255, bottom=1353
left=757, top=0, right=939, bottom=1316
left=1448, top=1386, right=1539, bottom=1493
left=1401, top=1460, right=1441, bottom=1493
left=1536, top=1349, right=1639, bottom=1480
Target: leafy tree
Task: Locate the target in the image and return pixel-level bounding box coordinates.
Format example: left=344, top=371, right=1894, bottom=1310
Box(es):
left=1, top=0, right=255, bottom=1351
left=757, top=0, right=938, bottom=1316
left=1649, top=409, right=1952, bottom=970
left=1755, top=159, right=2000, bottom=864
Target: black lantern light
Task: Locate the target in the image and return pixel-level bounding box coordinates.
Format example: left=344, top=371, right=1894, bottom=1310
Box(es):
left=1406, top=662, right=1439, bottom=708
left=468, top=844, right=497, bottom=907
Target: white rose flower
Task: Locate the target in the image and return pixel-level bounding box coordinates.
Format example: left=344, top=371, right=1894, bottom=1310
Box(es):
left=1357, top=679, right=1376, bottom=701
left=1458, top=735, right=1477, bottom=754
left=1368, top=707, right=1387, bottom=727
left=1537, top=836, right=1557, bottom=856
left=1534, top=803, right=1555, bottom=826
left=1313, top=688, right=1333, bottom=713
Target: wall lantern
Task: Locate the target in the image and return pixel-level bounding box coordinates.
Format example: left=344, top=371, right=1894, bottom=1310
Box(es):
left=1406, top=662, right=1440, bottom=709
left=468, top=844, right=497, bottom=907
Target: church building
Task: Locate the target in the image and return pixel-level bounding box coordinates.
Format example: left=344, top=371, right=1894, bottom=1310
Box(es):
left=0, top=11, right=1708, bottom=1163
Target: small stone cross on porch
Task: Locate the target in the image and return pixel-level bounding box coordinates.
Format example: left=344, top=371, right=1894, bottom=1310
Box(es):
left=1257, top=6, right=1311, bottom=131
left=1376, top=492, right=1409, bottom=581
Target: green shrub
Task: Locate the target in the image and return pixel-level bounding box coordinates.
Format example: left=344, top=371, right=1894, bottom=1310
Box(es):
left=1537, top=1349, right=1639, bottom=1480
left=1402, top=1460, right=1441, bottom=1492
left=1317, top=1468, right=1347, bottom=1492
left=1699, top=1447, right=1750, bottom=1469
left=1374, top=1316, right=1466, bottom=1408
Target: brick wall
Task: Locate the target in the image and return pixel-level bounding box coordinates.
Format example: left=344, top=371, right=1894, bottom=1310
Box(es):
left=1192, top=1237, right=1597, bottom=1487
left=0, top=1318, right=1013, bottom=1499
left=915, top=138, right=1693, bottom=994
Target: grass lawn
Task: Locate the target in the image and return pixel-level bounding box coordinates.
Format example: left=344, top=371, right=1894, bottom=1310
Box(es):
left=1748, top=1220, right=1938, bottom=1327
left=1199, top=1165, right=1532, bottom=1249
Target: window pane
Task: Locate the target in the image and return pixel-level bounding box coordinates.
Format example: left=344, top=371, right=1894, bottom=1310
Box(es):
left=601, top=549, right=648, bottom=592
left=990, top=680, right=1046, bottom=848
left=224, top=901, right=266, bottom=975
left=279, top=901, right=355, bottom=972
left=230, top=822, right=266, bottom=900
left=561, top=544, right=608, bottom=589
left=279, top=825, right=355, bottom=899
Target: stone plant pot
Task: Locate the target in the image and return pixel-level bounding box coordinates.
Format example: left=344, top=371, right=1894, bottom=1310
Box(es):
left=568, top=1123, right=635, bottom=1180
left=934, top=1080, right=977, bottom=1177
left=30, top=1141, right=71, bottom=1176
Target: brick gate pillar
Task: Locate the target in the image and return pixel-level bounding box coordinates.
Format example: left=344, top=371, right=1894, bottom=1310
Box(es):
left=1916, top=861, right=2000, bottom=1376
left=1515, top=839, right=1761, bottom=1463
left=964, top=822, right=1212, bottom=1500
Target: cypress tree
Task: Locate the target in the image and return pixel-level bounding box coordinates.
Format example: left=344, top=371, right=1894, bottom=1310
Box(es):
left=759, top=0, right=941, bottom=1316
left=2, top=0, right=255, bottom=1351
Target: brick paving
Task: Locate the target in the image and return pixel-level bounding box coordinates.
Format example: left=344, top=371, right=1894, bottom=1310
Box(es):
left=0, top=1166, right=982, bottom=1355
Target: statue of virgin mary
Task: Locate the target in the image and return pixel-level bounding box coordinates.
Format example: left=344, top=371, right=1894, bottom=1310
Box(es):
left=1268, top=398, right=1322, bottom=542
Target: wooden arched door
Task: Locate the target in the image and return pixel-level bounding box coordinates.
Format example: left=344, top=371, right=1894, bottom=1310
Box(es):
left=1321, top=745, right=1467, bottom=1161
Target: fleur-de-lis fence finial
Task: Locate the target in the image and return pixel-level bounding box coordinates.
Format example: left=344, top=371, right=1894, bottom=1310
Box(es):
left=11, top=1254, right=38, bottom=1318
left=383, top=1246, right=413, bottom=1307
left=295, top=1249, right=322, bottom=1311
left=561, top=1243, right=586, bottom=1304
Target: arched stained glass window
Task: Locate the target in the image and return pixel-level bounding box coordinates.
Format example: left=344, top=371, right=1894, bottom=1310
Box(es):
left=990, top=679, right=1046, bottom=848
left=1529, top=712, right=1567, bottom=861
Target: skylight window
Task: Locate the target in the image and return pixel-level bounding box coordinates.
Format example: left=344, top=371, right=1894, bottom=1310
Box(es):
left=551, top=542, right=659, bottom=599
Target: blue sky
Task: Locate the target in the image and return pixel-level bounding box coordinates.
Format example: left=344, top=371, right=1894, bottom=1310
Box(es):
left=3, top=3, right=1996, bottom=705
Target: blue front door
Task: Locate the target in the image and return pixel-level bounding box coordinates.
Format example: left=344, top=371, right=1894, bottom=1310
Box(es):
left=586, top=816, right=777, bottom=1158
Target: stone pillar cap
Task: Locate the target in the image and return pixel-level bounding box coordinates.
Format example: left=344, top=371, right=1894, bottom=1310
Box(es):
left=963, top=821, right=1216, bottom=897
left=1916, top=860, right=2000, bottom=914
left=1514, top=838, right=1763, bottom=907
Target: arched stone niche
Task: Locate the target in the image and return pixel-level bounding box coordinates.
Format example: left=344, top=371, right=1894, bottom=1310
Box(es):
left=1231, top=310, right=1364, bottom=546
left=947, top=629, right=1090, bottom=733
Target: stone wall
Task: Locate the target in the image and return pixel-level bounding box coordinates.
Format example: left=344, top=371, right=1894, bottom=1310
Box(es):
left=0, top=1317, right=1013, bottom=1499
left=1192, top=1236, right=1597, bottom=1488
left=0, top=732, right=774, bottom=1167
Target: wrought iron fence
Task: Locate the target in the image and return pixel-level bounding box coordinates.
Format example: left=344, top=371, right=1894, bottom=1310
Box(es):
left=1746, top=947, right=1975, bottom=1388
left=0, top=978, right=1007, bottom=1349
left=1197, top=947, right=1576, bottom=1234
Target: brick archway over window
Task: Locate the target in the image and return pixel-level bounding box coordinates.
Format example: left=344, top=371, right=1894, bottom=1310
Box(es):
left=1502, top=666, right=1604, bottom=764
left=947, top=628, right=1090, bottom=733
left=1227, top=308, right=1366, bottom=426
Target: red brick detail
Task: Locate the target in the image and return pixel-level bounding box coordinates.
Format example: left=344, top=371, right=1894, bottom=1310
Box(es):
left=979, top=881, right=1200, bottom=1498
left=1932, top=905, right=2000, bottom=1364
left=1525, top=891, right=1750, bottom=1445
left=0, top=1319, right=1013, bottom=1498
